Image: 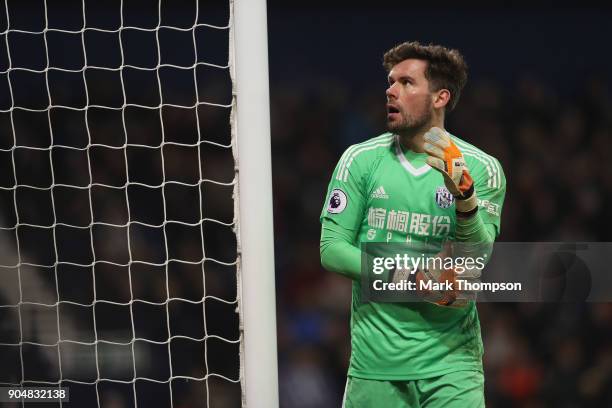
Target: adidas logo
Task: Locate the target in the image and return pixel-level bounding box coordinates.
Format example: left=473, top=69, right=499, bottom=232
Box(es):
left=372, top=186, right=389, bottom=199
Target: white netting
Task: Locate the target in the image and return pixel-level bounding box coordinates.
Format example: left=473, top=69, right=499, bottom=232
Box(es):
left=0, top=0, right=241, bottom=406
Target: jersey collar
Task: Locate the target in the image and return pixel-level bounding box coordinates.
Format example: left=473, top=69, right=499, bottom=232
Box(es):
left=394, top=135, right=432, bottom=177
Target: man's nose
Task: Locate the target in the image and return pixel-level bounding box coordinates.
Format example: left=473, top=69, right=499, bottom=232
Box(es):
left=386, top=83, right=397, bottom=98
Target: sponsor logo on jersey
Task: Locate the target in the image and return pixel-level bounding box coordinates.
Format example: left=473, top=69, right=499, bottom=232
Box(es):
left=367, top=207, right=451, bottom=237
left=367, top=229, right=377, bottom=240
left=435, top=186, right=454, bottom=209
left=327, top=188, right=347, bottom=214
left=478, top=199, right=500, bottom=216
left=371, top=186, right=389, bottom=199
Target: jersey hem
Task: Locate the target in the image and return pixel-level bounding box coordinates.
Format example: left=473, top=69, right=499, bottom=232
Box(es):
left=347, top=363, right=483, bottom=381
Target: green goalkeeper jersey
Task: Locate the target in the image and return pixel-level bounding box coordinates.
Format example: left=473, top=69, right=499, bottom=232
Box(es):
left=320, top=132, right=506, bottom=380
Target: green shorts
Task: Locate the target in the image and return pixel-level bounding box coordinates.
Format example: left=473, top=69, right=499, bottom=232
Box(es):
left=342, top=370, right=484, bottom=408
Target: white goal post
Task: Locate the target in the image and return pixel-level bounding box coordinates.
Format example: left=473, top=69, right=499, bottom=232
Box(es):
left=232, top=0, right=279, bottom=407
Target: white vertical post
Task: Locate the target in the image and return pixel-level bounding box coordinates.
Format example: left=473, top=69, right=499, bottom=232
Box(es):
left=231, top=0, right=279, bottom=407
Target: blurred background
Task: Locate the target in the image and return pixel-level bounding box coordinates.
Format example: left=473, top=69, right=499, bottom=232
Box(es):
left=0, top=0, right=611, bottom=407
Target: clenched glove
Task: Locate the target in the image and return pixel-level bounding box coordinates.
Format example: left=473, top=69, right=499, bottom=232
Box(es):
left=391, top=257, right=481, bottom=308
left=423, top=127, right=478, bottom=217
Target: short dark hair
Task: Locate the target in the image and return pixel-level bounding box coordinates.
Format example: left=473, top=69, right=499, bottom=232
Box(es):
left=383, top=41, right=468, bottom=112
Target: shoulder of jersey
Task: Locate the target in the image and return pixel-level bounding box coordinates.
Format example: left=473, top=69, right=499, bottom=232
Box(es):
left=450, top=134, right=504, bottom=190
left=334, top=133, right=395, bottom=182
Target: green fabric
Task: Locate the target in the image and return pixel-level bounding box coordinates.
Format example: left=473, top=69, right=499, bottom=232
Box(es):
left=320, top=220, right=362, bottom=280
left=456, top=212, right=495, bottom=243
left=319, top=210, right=497, bottom=282
left=343, top=370, right=485, bottom=408
left=319, top=132, right=506, bottom=380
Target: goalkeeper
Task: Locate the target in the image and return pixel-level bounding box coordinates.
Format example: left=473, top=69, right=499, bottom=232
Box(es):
left=320, top=41, right=506, bottom=407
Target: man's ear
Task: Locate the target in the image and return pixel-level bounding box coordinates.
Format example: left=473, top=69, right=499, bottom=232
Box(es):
left=433, top=89, right=451, bottom=109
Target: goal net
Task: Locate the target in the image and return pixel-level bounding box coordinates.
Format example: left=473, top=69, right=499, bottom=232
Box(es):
left=0, top=0, right=276, bottom=406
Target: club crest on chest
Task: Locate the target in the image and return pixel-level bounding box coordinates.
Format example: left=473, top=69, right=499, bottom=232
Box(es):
left=435, top=186, right=454, bottom=209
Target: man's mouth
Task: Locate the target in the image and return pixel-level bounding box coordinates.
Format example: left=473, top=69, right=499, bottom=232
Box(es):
left=387, top=105, right=400, bottom=114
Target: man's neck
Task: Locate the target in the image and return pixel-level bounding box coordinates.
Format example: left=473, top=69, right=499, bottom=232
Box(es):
left=398, top=120, right=444, bottom=153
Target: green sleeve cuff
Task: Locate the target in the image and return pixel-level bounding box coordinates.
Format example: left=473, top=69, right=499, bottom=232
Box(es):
left=455, top=212, right=496, bottom=243
left=455, top=213, right=498, bottom=267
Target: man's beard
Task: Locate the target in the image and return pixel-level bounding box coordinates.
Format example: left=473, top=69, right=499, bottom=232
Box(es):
left=387, top=108, right=433, bottom=135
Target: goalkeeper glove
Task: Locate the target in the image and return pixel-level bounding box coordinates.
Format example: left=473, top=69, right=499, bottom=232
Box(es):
left=414, top=265, right=481, bottom=308
left=392, top=262, right=480, bottom=308
left=423, top=127, right=477, bottom=217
